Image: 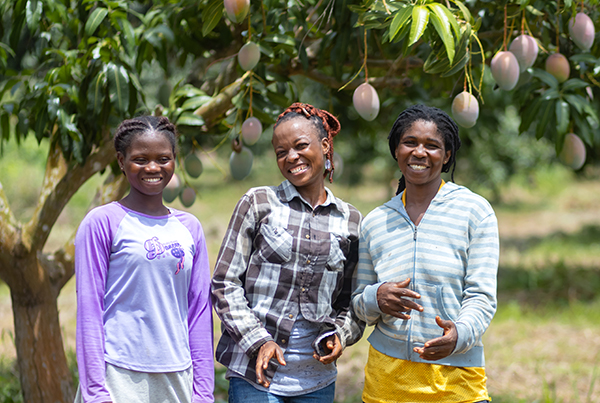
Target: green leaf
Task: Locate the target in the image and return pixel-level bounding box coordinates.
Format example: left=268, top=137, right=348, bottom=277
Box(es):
left=0, top=113, right=9, bottom=141
left=431, top=3, right=460, bottom=38
left=177, top=112, right=205, bottom=127
left=202, top=0, right=223, bottom=37
left=389, top=5, right=412, bottom=42
left=542, top=88, right=560, bottom=101
left=408, top=6, right=429, bottom=47
left=561, top=78, right=589, bottom=92
left=530, top=68, right=559, bottom=89
left=266, top=90, right=290, bottom=108
left=118, top=17, right=136, bottom=55
left=569, top=54, right=599, bottom=64
left=88, top=70, right=106, bottom=113
left=449, top=0, right=473, bottom=24
left=85, top=7, right=109, bottom=37
left=181, top=95, right=212, bottom=111
left=106, top=63, right=129, bottom=113
left=564, top=94, right=587, bottom=114
left=34, top=106, right=48, bottom=142
left=428, top=7, right=455, bottom=64
left=536, top=100, right=553, bottom=139
left=519, top=97, right=542, bottom=133
left=555, top=100, right=569, bottom=135
left=263, top=34, right=296, bottom=47
left=26, top=0, right=42, bottom=31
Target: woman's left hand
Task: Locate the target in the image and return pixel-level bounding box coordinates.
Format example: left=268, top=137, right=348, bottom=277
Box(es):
left=313, top=334, right=343, bottom=365
left=413, top=316, right=457, bottom=361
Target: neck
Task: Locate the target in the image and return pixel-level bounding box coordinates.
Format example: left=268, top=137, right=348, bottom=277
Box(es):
left=119, top=191, right=169, bottom=216
left=296, top=183, right=327, bottom=209
left=404, top=177, right=443, bottom=207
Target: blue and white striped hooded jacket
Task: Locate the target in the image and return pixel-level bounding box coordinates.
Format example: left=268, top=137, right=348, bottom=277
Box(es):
left=351, top=182, right=499, bottom=368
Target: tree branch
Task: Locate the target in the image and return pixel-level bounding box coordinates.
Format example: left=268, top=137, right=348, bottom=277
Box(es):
left=0, top=182, right=20, bottom=279
left=24, top=127, right=115, bottom=253
left=193, top=76, right=245, bottom=124
left=39, top=173, right=129, bottom=292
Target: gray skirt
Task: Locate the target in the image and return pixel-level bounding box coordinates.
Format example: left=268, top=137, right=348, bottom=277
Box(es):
left=74, top=363, right=193, bottom=403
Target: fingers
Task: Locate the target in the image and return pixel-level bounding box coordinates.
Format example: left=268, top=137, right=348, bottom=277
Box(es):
left=414, top=318, right=458, bottom=361
left=435, top=315, right=453, bottom=331
left=255, top=341, right=286, bottom=387
left=314, top=335, right=343, bottom=364
left=377, top=279, right=424, bottom=318
left=274, top=345, right=287, bottom=366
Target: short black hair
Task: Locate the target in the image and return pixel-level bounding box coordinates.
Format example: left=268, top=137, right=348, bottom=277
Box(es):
left=387, top=104, right=461, bottom=195
left=114, top=115, right=178, bottom=156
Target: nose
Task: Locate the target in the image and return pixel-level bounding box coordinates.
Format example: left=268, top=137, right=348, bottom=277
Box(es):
left=286, top=148, right=299, bottom=162
left=413, top=144, right=426, bottom=157
left=146, top=161, right=161, bottom=172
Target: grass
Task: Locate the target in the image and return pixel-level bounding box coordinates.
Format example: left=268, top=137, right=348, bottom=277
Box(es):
left=1, top=139, right=600, bottom=402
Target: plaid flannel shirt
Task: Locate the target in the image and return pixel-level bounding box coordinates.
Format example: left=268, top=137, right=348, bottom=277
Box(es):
left=211, top=180, right=364, bottom=382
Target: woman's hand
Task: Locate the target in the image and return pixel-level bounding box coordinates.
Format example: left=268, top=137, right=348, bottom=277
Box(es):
left=377, top=278, right=423, bottom=319
left=413, top=316, right=458, bottom=361
left=255, top=341, right=286, bottom=387
left=313, top=333, right=343, bottom=365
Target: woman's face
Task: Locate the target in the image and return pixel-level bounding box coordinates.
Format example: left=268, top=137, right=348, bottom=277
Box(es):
left=117, top=131, right=176, bottom=198
left=395, top=120, right=451, bottom=188
left=272, top=117, right=329, bottom=192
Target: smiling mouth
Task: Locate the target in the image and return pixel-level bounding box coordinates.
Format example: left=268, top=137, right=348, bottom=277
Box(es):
left=290, top=164, right=309, bottom=174
left=409, top=164, right=427, bottom=171
left=143, top=177, right=162, bottom=183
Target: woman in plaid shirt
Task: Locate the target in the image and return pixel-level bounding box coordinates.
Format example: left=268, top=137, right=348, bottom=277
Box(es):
left=212, top=103, right=364, bottom=402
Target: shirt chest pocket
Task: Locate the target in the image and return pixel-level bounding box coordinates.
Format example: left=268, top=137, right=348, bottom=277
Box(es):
left=326, top=233, right=349, bottom=272
left=255, top=224, right=293, bottom=264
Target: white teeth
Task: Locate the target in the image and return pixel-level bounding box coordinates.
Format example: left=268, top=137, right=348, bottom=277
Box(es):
left=410, top=165, right=426, bottom=171
left=290, top=165, right=308, bottom=174
left=144, top=178, right=161, bottom=182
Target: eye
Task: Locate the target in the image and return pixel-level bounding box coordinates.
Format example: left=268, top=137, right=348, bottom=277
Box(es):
left=276, top=150, right=286, bottom=158
left=296, top=142, right=309, bottom=150
left=159, top=157, right=171, bottom=163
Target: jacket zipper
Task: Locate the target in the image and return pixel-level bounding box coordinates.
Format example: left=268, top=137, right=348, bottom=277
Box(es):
left=407, top=223, right=418, bottom=360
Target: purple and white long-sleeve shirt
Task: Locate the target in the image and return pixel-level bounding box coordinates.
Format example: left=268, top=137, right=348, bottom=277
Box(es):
left=75, top=202, right=214, bottom=403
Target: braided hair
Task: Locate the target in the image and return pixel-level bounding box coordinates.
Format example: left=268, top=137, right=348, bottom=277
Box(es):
left=387, top=104, right=461, bottom=195
left=114, top=115, right=178, bottom=157
left=274, top=102, right=341, bottom=182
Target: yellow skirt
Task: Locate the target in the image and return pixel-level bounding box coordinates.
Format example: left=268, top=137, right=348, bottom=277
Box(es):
left=363, top=345, right=490, bottom=403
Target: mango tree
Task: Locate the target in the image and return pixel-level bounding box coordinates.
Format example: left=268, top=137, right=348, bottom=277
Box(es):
left=1, top=1, right=599, bottom=402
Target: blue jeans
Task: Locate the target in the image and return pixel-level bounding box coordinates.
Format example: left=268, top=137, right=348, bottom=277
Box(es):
left=228, top=377, right=336, bottom=403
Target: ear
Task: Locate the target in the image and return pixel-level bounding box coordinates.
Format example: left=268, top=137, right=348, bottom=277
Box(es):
left=321, top=137, right=331, bottom=156
left=443, top=150, right=451, bottom=165
left=116, top=152, right=125, bottom=172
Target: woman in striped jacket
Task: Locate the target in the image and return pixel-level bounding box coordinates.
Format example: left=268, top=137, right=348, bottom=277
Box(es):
left=351, top=104, right=499, bottom=403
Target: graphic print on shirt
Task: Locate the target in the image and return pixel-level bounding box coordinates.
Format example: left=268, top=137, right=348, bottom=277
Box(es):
left=144, top=236, right=186, bottom=275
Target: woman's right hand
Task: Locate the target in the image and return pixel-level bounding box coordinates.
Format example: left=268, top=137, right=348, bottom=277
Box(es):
left=377, top=278, right=423, bottom=319
left=255, top=341, right=286, bottom=387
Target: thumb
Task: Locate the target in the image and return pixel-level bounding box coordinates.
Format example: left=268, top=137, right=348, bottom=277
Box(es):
left=395, top=278, right=411, bottom=288
left=275, top=347, right=287, bottom=366
left=435, top=316, right=453, bottom=331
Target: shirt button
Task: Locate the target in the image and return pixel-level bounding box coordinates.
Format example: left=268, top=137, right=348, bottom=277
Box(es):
left=305, top=234, right=310, bottom=239
left=301, top=287, right=306, bottom=292
left=288, top=314, right=293, bottom=318
left=306, top=259, right=311, bottom=264
left=281, top=339, right=286, bottom=344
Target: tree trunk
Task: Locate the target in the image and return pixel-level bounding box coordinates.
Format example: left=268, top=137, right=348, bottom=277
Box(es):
left=12, top=294, right=74, bottom=403
left=10, top=255, right=74, bottom=403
